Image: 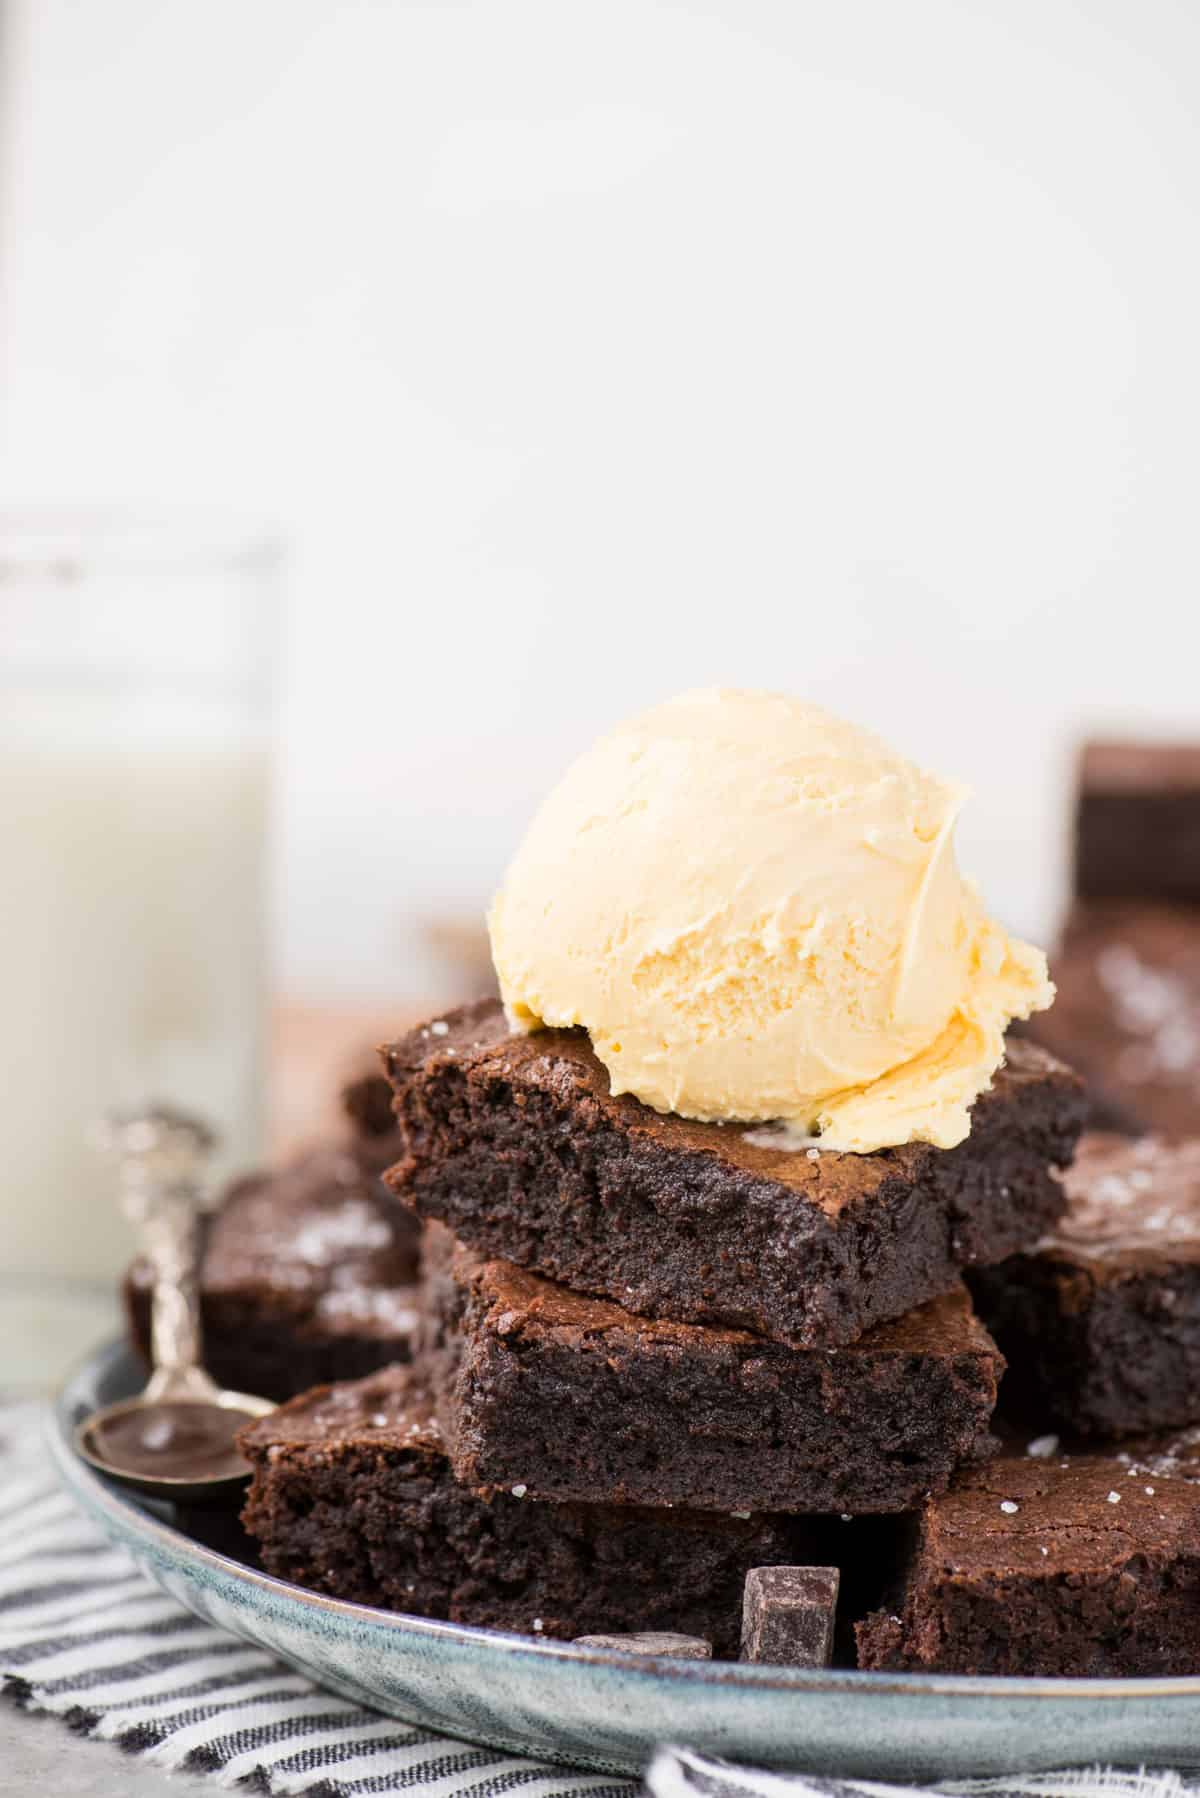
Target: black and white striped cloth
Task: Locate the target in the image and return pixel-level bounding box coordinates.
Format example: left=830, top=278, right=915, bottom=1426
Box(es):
left=0, top=1400, right=631, bottom=1796
left=1, top=1400, right=1190, bottom=1798
left=644, top=1754, right=1200, bottom=1798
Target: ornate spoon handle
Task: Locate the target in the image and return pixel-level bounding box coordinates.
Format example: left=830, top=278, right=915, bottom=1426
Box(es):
left=97, top=1106, right=219, bottom=1401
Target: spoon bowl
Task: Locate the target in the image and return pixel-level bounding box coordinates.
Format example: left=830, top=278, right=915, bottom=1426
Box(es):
left=75, top=1386, right=275, bottom=1504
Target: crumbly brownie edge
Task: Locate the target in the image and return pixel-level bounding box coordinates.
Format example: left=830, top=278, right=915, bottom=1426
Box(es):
left=386, top=1013, right=1083, bottom=1348
left=970, top=1254, right=1200, bottom=1439
left=238, top=1386, right=842, bottom=1655
left=855, top=1530, right=1200, bottom=1677
left=412, top=1232, right=470, bottom=1461
left=419, top=1238, right=1003, bottom=1514
left=854, top=1453, right=1200, bottom=1676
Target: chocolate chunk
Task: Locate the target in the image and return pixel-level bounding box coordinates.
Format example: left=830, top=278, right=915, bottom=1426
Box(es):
left=741, top=1566, right=840, bottom=1666
left=572, top=1632, right=712, bottom=1659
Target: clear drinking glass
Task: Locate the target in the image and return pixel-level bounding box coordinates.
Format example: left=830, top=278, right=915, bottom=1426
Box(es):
left=0, top=513, right=279, bottom=1289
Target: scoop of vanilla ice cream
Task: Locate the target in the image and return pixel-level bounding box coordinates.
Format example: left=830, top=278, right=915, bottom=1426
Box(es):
left=488, top=688, right=1053, bottom=1152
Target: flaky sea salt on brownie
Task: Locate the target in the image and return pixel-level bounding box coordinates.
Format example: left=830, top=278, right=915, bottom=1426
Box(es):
left=1075, top=740, right=1200, bottom=906
left=237, top=1364, right=849, bottom=1656
left=383, top=1000, right=1085, bottom=1350
left=970, top=1132, right=1200, bottom=1437
left=125, top=1144, right=420, bottom=1404
left=856, top=1429, right=1200, bottom=1677
left=419, top=1223, right=1003, bottom=1515
left=1032, top=901, right=1200, bottom=1141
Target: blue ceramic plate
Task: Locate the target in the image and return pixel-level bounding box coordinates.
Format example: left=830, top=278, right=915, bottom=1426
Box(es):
left=49, top=1340, right=1200, bottom=1781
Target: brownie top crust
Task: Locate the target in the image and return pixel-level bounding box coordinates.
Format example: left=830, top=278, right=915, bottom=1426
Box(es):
left=1033, top=901, right=1200, bottom=1140
left=902, top=1433, right=1200, bottom=1579
left=208, top=1149, right=411, bottom=1284
left=435, top=1225, right=997, bottom=1361
left=239, top=1363, right=440, bottom=1455
left=857, top=1425, right=1200, bottom=1674
left=1046, top=1131, right=1200, bottom=1271
left=386, top=999, right=1081, bottom=1221
left=385, top=998, right=1083, bottom=1347
left=130, top=1144, right=421, bottom=1336
left=1081, top=741, right=1200, bottom=795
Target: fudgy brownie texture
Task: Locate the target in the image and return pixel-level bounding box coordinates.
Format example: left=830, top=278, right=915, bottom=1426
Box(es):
left=970, top=1133, right=1200, bottom=1438
left=237, top=1365, right=850, bottom=1655
left=383, top=1001, right=1085, bottom=1349
left=856, top=1430, right=1200, bottom=1676
left=1031, top=902, right=1200, bottom=1141
left=419, top=1223, right=1003, bottom=1514
left=1075, top=740, right=1200, bottom=905
left=125, top=1144, right=421, bottom=1403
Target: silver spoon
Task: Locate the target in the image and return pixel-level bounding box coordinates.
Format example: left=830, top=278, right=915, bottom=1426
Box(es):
left=75, top=1106, right=274, bottom=1503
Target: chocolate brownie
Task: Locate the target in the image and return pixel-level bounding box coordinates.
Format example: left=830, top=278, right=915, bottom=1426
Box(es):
left=237, top=1365, right=852, bottom=1655
left=419, top=1224, right=1003, bottom=1514
left=1032, top=902, right=1200, bottom=1140
left=382, top=1001, right=1085, bottom=1349
left=856, top=1430, right=1200, bottom=1676
left=125, top=1145, right=421, bottom=1403
left=970, top=1133, right=1200, bottom=1437
left=341, top=1060, right=400, bottom=1146
left=1075, top=740, right=1200, bottom=905
left=335, top=1032, right=423, bottom=1189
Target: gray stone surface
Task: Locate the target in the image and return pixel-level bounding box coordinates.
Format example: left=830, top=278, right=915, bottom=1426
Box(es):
left=0, top=1699, right=220, bottom=1796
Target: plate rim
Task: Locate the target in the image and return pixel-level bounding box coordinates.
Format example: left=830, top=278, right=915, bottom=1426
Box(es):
left=48, top=1336, right=1200, bottom=1707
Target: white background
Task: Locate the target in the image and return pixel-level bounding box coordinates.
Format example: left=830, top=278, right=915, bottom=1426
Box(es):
left=2, top=0, right=1198, bottom=1003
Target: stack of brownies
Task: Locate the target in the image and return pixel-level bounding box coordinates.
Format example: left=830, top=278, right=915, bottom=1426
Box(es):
left=230, top=1000, right=1088, bottom=1663
left=124, top=733, right=1200, bottom=1675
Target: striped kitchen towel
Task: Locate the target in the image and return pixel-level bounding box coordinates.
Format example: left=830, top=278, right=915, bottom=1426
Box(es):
left=645, top=1753, right=1200, bottom=1798
left=0, top=1399, right=631, bottom=1796
left=3, top=1399, right=1194, bottom=1798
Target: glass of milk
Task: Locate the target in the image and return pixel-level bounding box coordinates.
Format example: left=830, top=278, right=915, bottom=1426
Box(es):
left=0, top=514, right=278, bottom=1288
